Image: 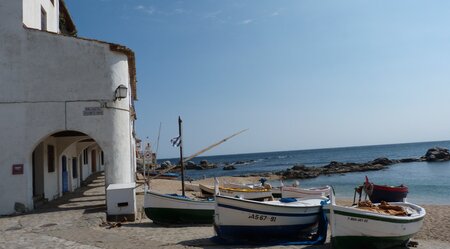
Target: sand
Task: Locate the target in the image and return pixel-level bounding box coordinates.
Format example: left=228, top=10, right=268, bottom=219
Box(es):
left=1, top=173, right=448, bottom=249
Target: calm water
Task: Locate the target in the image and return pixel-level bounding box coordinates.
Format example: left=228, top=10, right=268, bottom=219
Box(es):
left=161, top=140, right=450, bottom=204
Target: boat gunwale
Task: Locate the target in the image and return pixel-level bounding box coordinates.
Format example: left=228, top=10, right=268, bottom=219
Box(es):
left=372, top=184, right=409, bottom=193
left=216, top=195, right=327, bottom=209
left=217, top=202, right=321, bottom=217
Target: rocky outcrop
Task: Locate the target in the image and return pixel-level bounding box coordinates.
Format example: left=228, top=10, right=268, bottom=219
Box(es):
left=399, top=158, right=421, bottom=163
left=323, top=161, right=387, bottom=174
left=234, top=160, right=255, bottom=165
left=223, top=165, right=236, bottom=170
left=424, top=147, right=450, bottom=162
left=370, top=157, right=395, bottom=166
left=277, top=161, right=388, bottom=180
left=185, top=161, right=203, bottom=170
left=160, top=161, right=173, bottom=169
left=199, top=160, right=217, bottom=169
left=276, top=164, right=321, bottom=179
left=274, top=146, right=450, bottom=179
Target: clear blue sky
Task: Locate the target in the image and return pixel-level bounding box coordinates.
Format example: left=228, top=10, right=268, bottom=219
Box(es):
left=66, top=0, right=450, bottom=159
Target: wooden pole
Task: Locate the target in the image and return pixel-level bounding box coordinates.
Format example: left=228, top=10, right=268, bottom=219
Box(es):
left=178, top=116, right=185, bottom=197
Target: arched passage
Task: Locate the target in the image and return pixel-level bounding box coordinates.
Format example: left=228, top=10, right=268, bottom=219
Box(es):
left=31, top=130, right=105, bottom=207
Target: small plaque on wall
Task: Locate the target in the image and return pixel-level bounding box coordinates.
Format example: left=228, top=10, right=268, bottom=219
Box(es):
left=83, top=107, right=103, bottom=116
left=12, top=164, right=24, bottom=175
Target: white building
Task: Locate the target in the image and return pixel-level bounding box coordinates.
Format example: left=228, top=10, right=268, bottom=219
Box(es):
left=0, top=0, right=138, bottom=217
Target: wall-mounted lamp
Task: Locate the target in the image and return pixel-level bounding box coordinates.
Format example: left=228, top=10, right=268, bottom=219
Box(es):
left=114, top=84, right=128, bottom=101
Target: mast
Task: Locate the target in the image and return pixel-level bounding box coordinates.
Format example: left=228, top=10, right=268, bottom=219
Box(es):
left=155, top=122, right=162, bottom=166
left=178, top=116, right=185, bottom=197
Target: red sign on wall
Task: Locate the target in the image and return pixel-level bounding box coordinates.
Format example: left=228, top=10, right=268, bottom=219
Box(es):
left=12, top=164, right=23, bottom=175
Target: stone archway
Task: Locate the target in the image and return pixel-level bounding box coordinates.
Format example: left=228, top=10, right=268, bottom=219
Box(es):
left=31, top=130, right=104, bottom=207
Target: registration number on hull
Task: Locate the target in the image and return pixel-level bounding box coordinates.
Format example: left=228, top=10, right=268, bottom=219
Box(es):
left=248, top=214, right=277, bottom=222
left=347, top=217, right=368, bottom=223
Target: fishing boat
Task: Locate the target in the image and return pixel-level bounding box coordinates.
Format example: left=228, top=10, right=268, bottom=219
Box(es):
left=144, top=117, right=247, bottom=225
left=144, top=117, right=215, bottom=224
left=214, top=195, right=328, bottom=242
left=144, top=190, right=214, bottom=224
left=199, top=183, right=272, bottom=200
left=324, top=191, right=426, bottom=249
left=362, top=176, right=408, bottom=203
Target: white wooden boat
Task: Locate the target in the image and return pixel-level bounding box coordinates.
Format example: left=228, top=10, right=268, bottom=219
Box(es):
left=214, top=195, right=328, bottom=242
left=184, top=182, right=201, bottom=192
left=281, top=185, right=331, bottom=198
left=199, top=183, right=272, bottom=200
left=144, top=190, right=215, bottom=224
left=324, top=191, right=426, bottom=249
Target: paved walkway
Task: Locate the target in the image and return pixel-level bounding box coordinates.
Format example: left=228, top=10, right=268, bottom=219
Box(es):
left=0, top=173, right=448, bottom=249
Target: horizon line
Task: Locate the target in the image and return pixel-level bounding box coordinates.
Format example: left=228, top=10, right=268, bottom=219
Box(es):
left=158, top=138, right=450, bottom=161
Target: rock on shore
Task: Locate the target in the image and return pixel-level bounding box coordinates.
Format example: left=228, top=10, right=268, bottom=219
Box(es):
left=223, top=165, right=236, bottom=170
left=424, top=147, right=450, bottom=162
left=276, top=160, right=389, bottom=180
left=274, top=146, right=450, bottom=180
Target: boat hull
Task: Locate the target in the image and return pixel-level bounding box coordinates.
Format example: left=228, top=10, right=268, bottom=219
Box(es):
left=368, top=186, right=408, bottom=203
left=144, top=190, right=214, bottom=224
left=214, top=195, right=325, bottom=242
left=363, top=176, right=408, bottom=203
left=324, top=202, right=425, bottom=249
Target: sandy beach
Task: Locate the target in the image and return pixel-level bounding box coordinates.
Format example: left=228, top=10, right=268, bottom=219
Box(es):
left=1, top=173, right=449, bottom=249
left=150, top=177, right=450, bottom=245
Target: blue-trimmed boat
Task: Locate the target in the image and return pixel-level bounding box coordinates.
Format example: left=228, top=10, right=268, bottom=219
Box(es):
left=214, top=195, right=328, bottom=242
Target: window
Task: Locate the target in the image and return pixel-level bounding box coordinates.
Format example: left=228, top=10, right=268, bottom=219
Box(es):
left=41, top=7, right=47, bottom=31
left=47, top=145, right=55, bottom=172
left=72, top=158, right=78, bottom=178
left=83, top=149, right=88, bottom=164
left=101, top=151, right=104, bottom=165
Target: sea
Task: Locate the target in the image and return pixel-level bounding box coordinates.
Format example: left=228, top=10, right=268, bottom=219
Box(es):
left=160, top=140, right=450, bottom=205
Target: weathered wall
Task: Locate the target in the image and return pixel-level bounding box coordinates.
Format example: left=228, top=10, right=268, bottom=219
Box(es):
left=0, top=1, right=135, bottom=215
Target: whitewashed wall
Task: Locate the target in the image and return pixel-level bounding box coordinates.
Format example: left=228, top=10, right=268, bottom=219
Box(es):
left=43, top=138, right=59, bottom=200
left=0, top=1, right=135, bottom=215
left=23, top=0, right=59, bottom=32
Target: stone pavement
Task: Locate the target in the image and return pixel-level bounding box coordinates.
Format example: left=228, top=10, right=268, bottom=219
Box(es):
left=0, top=172, right=448, bottom=249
